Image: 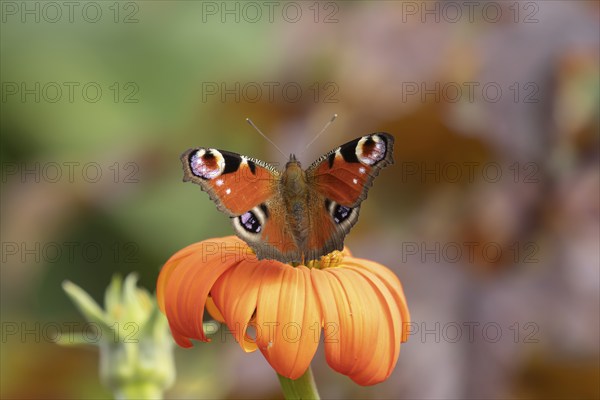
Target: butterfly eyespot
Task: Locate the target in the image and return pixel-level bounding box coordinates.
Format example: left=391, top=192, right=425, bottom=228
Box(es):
left=332, top=204, right=353, bottom=224
left=356, top=135, right=386, bottom=165
left=239, top=211, right=262, bottom=233
left=190, top=149, right=225, bottom=179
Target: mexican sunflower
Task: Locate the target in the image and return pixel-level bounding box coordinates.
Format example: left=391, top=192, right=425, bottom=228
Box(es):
left=157, top=236, right=410, bottom=386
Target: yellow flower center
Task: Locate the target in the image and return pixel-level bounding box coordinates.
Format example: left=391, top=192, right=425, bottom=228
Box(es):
left=303, top=250, right=344, bottom=269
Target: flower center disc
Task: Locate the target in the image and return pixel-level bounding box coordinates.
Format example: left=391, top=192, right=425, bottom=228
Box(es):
left=304, top=250, right=344, bottom=269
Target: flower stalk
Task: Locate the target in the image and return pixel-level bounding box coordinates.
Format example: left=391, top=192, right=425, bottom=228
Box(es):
left=278, top=367, right=320, bottom=400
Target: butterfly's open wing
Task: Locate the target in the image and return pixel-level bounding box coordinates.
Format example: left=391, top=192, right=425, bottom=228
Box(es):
left=304, top=132, right=395, bottom=257
left=181, top=147, right=300, bottom=261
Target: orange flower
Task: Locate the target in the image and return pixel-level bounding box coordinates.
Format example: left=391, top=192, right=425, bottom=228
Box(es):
left=157, top=236, right=410, bottom=386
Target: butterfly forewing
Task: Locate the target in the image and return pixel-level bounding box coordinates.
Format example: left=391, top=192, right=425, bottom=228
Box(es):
left=181, top=148, right=279, bottom=216
left=306, top=132, right=395, bottom=208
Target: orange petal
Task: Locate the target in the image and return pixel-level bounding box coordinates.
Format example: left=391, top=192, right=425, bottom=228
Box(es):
left=345, top=257, right=411, bottom=342
left=210, top=258, right=273, bottom=352
left=343, top=264, right=404, bottom=384
left=329, top=268, right=380, bottom=379
left=157, top=237, right=245, bottom=347
left=312, top=266, right=401, bottom=386
left=205, top=296, right=225, bottom=323
left=156, top=243, right=200, bottom=312
left=309, top=268, right=344, bottom=367
left=255, top=265, right=321, bottom=379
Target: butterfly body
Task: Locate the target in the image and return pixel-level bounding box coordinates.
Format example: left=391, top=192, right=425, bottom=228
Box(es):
left=280, top=157, right=310, bottom=243
left=182, top=132, right=394, bottom=263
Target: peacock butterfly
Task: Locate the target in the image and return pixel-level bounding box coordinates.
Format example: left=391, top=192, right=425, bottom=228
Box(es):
left=181, top=132, right=394, bottom=263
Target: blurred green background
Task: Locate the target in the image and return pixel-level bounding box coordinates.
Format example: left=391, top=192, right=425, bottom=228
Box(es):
left=1, top=1, right=599, bottom=399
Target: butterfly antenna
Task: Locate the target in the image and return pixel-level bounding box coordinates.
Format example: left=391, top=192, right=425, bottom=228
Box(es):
left=246, top=118, right=286, bottom=158
left=301, top=113, right=338, bottom=154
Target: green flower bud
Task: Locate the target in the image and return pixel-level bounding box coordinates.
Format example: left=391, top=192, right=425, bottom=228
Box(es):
left=62, top=274, right=175, bottom=400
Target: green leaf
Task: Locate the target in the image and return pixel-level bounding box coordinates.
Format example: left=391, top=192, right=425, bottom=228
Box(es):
left=62, top=280, right=110, bottom=331
left=105, top=274, right=123, bottom=319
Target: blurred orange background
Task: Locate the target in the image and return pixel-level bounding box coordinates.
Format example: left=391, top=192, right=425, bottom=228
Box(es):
left=1, top=1, right=598, bottom=399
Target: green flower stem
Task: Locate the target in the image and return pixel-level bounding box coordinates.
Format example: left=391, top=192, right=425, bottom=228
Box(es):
left=113, top=382, right=163, bottom=400
left=277, top=367, right=320, bottom=400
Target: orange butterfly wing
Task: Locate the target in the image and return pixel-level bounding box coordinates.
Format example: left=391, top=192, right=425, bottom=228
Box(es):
left=181, top=147, right=302, bottom=261
left=303, top=133, right=395, bottom=259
